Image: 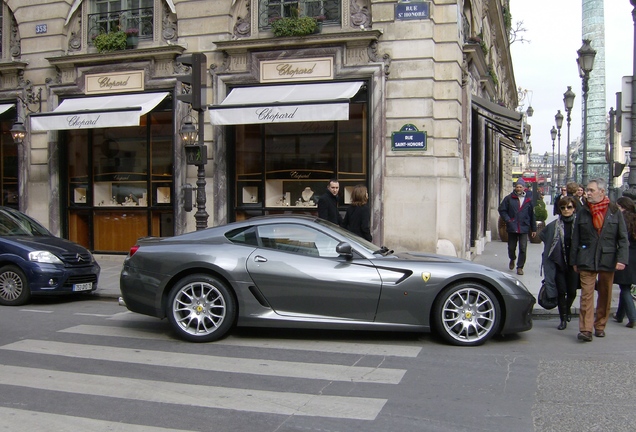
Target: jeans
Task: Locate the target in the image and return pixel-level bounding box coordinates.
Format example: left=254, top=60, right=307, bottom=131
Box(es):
left=616, top=284, right=636, bottom=323
left=507, top=232, right=528, bottom=269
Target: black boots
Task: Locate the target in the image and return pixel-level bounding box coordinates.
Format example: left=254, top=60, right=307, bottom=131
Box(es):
left=557, top=315, right=567, bottom=330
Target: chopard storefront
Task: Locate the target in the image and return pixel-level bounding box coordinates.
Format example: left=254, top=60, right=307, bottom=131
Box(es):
left=209, top=35, right=386, bottom=232
left=30, top=70, right=177, bottom=253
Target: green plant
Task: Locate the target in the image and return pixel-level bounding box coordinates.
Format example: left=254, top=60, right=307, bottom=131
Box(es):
left=93, top=31, right=127, bottom=53
left=488, top=67, right=499, bottom=86
left=534, top=199, right=548, bottom=222
left=270, top=16, right=317, bottom=37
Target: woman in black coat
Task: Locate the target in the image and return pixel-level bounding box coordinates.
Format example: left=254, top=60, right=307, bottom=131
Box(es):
left=613, top=197, right=636, bottom=328
left=540, top=196, right=579, bottom=330
left=342, top=184, right=372, bottom=241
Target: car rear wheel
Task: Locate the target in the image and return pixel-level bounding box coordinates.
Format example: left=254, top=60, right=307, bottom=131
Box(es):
left=166, top=274, right=236, bottom=342
left=0, top=265, right=30, bottom=306
left=433, top=282, right=500, bottom=346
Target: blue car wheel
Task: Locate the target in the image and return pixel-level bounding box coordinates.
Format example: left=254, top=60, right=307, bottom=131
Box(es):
left=0, top=265, right=30, bottom=306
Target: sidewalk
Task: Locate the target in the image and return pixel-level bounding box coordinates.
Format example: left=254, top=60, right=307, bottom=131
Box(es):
left=473, top=205, right=619, bottom=316
left=90, top=205, right=620, bottom=316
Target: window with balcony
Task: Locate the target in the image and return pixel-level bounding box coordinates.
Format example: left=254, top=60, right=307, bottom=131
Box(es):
left=88, top=0, right=154, bottom=42
left=258, top=0, right=341, bottom=30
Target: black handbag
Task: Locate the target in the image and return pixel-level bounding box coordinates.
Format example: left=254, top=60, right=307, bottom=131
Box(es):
left=537, top=280, right=558, bottom=310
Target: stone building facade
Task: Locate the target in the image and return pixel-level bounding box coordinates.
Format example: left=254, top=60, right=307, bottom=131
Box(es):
left=0, top=0, right=520, bottom=258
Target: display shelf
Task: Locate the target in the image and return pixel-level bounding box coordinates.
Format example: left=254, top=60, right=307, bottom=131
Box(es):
left=157, top=187, right=171, bottom=204
left=94, top=182, right=147, bottom=207
left=242, top=186, right=259, bottom=204
left=74, top=187, right=87, bottom=203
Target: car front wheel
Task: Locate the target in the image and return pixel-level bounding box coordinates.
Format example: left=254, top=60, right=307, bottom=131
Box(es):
left=0, top=265, right=30, bottom=306
left=166, top=274, right=236, bottom=342
left=433, top=282, right=500, bottom=346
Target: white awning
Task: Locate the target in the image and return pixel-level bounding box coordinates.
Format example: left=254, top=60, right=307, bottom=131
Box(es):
left=30, top=92, right=169, bottom=131
left=209, top=82, right=364, bottom=125
left=0, top=104, right=15, bottom=115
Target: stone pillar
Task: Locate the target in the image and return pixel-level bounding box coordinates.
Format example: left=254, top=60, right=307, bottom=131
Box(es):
left=581, top=0, right=608, bottom=181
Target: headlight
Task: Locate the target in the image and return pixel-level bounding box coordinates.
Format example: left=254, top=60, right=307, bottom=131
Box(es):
left=29, top=251, right=63, bottom=264
left=500, top=271, right=530, bottom=291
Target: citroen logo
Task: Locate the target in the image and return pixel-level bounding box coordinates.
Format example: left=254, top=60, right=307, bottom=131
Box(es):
left=76, top=254, right=84, bottom=262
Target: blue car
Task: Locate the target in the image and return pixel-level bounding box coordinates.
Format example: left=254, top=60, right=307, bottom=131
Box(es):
left=0, top=207, right=100, bottom=305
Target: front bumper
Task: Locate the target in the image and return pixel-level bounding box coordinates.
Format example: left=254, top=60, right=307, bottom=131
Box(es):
left=26, top=262, right=100, bottom=295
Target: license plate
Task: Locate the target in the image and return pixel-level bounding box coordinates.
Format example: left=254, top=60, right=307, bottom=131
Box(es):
left=73, top=282, right=93, bottom=292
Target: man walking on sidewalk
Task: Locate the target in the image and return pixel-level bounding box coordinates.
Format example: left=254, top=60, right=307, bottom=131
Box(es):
left=498, top=178, right=537, bottom=275
left=570, top=178, right=629, bottom=342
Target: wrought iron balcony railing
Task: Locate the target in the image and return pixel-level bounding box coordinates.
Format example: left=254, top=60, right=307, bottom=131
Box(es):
left=87, top=7, right=153, bottom=44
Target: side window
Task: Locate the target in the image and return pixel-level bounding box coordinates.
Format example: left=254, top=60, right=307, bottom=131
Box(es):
left=226, top=226, right=259, bottom=246
left=257, top=224, right=340, bottom=258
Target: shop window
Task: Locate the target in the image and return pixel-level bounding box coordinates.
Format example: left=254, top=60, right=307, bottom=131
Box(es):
left=232, top=100, right=368, bottom=221
left=88, top=0, right=155, bottom=42
left=258, top=0, right=341, bottom=30
left=0, top=118, right=19, bottom=208
left=65, top=107, right=173, bottom=252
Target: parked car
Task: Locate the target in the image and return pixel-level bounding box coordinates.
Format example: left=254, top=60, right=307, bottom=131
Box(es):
left=0, top=207, right=100, bottom=306
left=120, top=215, right=534, bottom=346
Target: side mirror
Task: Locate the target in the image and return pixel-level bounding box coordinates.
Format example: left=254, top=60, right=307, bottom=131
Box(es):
left=336, top=242, right=353, bottom=259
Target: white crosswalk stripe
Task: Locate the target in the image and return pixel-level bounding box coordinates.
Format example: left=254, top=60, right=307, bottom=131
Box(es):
left=0, top=407, right=186, bottom=432
left=1, top=322, right=421, bottom=426
left=60, top=324, right=423, bottom=357
left=1, top=339, right=406, bottom=384
left=0, top=364, right=387, bottom=420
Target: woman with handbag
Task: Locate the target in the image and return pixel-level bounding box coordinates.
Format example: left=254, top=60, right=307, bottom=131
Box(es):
left=540, top=196, right=579, bottom=330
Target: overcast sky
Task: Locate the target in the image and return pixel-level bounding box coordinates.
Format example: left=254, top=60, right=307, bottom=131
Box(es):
left=509, top=0, right=633, bottom=156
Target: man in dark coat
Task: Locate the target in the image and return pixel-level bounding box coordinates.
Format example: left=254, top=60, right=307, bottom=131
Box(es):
left=570, top=178, right=629, bottom=342
left=498, top=178, right=537, bottom=275
left=317, top=179, right=343, bottom=225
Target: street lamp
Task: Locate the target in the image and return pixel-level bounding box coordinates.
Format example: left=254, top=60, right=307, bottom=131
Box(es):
left=555, top=110, right=564, bottom=187
left=551, top=126, right=557, bottom=194
left=10, top=120, right=26, bottom=145
left=563, top=86, right=575, bottom=182
left=577, top=39, right=596, bottom=186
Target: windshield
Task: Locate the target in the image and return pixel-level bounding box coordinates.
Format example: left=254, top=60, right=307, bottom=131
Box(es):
left=0, top=209, right=51, bottom=236
left=314, top=218, right=380, bottom=253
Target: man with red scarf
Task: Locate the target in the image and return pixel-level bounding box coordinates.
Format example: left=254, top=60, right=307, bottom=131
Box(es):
left=570, top=178, right=629, bottom=342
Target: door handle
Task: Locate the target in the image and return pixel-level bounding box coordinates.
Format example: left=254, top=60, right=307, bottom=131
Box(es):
left=254, top=255, right=267, bottom=262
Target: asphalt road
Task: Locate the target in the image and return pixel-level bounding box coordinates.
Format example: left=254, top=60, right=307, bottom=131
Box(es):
left=1, top=297, right=634, bottom=432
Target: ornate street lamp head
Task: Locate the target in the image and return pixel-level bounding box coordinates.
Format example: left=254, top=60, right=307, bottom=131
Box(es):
left=563, top=86, right=575, bottom=113
left=555, top=110, right=564, bottom=129
left=179, top=116, right=198, bottom=145
left=550, top=126, right=557, bottom=141
left=576, top=39, right=596, bottom=77
left=10, top=120, right=26, bottom=145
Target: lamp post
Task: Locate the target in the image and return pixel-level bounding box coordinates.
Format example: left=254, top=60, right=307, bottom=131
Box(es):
left=623, top=1, right=636, bottom=200
left=179, top=113, right=208, bottom=231
left=577, top=39, right=596, bottom=186
left=563, top=86, right=575, bottom=183
left=550, top=126, right=557, bottom=194
left=555, top=110, right=564, bottom=188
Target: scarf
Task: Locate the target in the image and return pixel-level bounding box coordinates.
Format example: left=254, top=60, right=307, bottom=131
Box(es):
left=588, top=196, right=610, bottom=233
left=548, top=218, right=567, bottom=269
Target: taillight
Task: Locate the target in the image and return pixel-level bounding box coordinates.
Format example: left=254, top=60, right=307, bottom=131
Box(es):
left=129, top=245, right=140, bottom=257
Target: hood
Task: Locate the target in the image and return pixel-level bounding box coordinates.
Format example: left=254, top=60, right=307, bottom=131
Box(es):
left=3, top=235, right=90, bottom=256
left=390, top=251, right=467, bottom=263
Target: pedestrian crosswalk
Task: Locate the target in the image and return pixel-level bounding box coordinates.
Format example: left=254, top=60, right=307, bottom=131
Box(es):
left=0, top=314, right=424, bottom=430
